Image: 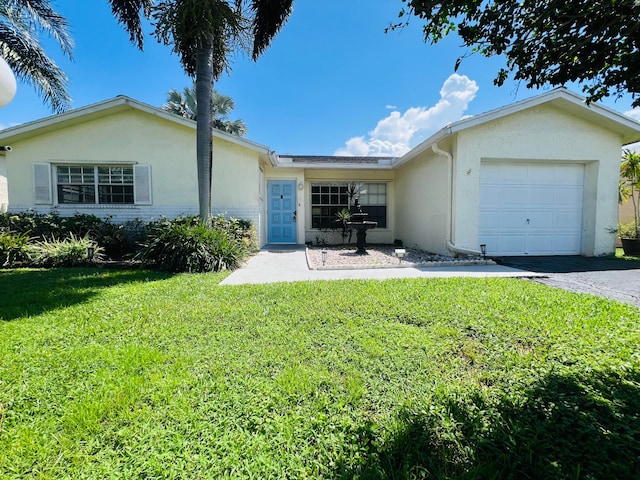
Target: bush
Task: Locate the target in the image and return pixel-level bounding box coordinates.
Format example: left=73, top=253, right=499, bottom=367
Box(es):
left=137, top=217, right=250, bottom=273
left=0, top=231, right=32, bottom=267
left=29, top=234, right=103, bottom=268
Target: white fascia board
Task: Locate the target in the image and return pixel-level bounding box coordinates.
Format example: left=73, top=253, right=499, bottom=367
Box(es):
left=275, top=162, right=394, bottom=170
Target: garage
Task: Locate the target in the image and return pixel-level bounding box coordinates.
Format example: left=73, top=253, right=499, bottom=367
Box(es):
left=479, top=162, right=584, bottom=256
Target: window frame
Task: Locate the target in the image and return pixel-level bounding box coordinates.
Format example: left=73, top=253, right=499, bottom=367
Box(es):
left=56, top=164, right=135, bottom=205
left=310, top=182, right=388, bottom=229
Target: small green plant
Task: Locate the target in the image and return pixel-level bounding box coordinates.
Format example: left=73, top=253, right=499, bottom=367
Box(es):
left=0, top=230, right=32, bottom=267
left=29, top=234, right=103, bottom=267
left=335, top=208, right=352, bottom=244
left=136, top=216, right=250, bottom=272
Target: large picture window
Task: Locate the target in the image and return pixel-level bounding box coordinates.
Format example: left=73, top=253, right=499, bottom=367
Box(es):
left=57, top=166, right=134, bottom=205
left=311, top=182, right=387, bottom=229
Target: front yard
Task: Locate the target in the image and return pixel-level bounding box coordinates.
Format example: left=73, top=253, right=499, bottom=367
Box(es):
left=1, top=269, right=638, bottom=479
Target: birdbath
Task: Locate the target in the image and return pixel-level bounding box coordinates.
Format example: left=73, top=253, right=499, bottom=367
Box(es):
left=346, top=199, right=377, bottom=255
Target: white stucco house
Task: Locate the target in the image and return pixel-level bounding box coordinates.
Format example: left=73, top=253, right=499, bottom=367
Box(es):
left=1, top=88, right=639, bottom=257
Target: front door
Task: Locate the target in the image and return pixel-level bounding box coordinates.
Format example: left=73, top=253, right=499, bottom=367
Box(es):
left=268, top=180, right=297, bottom=243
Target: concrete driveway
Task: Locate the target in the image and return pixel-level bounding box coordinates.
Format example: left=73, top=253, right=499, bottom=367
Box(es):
left=497, top=256, right=640, bottom=308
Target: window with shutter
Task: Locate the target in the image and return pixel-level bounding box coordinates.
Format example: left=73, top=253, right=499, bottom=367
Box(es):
left=33, top=163, right=52, bottom=204
left=134, top=165, right=152, bottom=205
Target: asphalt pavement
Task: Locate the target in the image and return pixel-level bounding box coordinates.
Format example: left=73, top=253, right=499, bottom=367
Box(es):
left=498, top=256, right=640, bottom=308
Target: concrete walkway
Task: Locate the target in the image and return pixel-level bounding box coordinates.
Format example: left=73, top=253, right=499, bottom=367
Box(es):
left=220, top=246, right=541, bottom=285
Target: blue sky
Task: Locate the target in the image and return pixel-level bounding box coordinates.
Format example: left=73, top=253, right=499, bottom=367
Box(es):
left=2, top=0, right=639, bottom=155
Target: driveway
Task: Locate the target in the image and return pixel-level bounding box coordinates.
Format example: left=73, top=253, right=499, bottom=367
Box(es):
left=497, top=256, right=640, bottom=308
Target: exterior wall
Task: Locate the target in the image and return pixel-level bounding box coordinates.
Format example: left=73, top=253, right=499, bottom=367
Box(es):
left=6, top=109, right=199, bottom=222
left=0, top=155, right=7, bottom=211
left=211, top=136, right=262, bottom=241
left=453, top=104, right=623, bottom=256
left=394, top=147, right=450, bottom=254
left=3, top=108, right=267, bottom=243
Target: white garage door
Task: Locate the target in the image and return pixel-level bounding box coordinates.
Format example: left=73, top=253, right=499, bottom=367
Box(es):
left=479, top=162, right=584, bottom=256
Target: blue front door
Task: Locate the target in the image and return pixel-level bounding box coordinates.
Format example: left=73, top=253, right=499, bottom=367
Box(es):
left=268, top=180, right=297, bottom=243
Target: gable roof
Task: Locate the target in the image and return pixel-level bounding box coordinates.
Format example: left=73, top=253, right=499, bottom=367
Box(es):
left=0, top=95, right=273, bottom=155
left=394, top=88, right=640, bottom=167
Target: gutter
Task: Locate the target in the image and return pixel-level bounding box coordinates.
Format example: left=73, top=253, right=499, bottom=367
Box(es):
left=431, top=142, right=481, bottom=257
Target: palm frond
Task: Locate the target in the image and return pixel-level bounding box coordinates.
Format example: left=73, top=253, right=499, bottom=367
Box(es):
left=107, top=0, right=153, bottom=49
left=250, top=0, right=293, bottom=59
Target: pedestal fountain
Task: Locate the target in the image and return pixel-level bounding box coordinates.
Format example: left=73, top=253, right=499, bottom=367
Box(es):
left=346, top=199, right=377, bottom=254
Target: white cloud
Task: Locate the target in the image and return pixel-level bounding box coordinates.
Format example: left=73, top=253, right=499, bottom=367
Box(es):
left=625, top=107, right=640, bottom=122
left=385, top=104, right=397, bottom=110
left=335, top=74, right=479, bottom=157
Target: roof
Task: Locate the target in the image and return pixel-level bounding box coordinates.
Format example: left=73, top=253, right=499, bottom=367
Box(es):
left=273, top=154, right=395, bottom=169
left=394, top=87, right=640, bottom=167
left=0, top=95, right=273, bottom=155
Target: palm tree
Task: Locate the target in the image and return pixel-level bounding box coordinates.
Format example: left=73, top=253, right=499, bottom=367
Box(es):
left=163, top=81, right=247, bottom=136
left=0, top=0, right=73, bottom=112
left=108, top=0, right=293, bottom=222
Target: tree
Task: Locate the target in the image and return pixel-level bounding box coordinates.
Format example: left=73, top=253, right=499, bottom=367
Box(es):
left=0, top=0, right=73, bottom=112
left=394, top=0, right=640, bottom=107
left=620, top=149, right=640, bottom=238
left=108, top=0, right=293, bottom=222
left=163, top=80, right=247, bottom=136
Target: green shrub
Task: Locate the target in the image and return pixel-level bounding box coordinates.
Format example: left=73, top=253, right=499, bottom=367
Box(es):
left=29, top=234, right=103, bottom=267
left=136, top=217, right=250, bottom=273
left=0, top=230, right=32, bottom=267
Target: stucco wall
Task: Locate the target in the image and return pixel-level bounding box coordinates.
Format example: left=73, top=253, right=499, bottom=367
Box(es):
left=394, top=147, right=450, bottom=253
left=0, top=155, right=7, bottom=211
left=6, top=109, right=199, bottom=221
left=4, top=109, right=264, bottom=244
left=454, top=104, right=623, bottom=256
left=211, top=136, right=262, bottom=238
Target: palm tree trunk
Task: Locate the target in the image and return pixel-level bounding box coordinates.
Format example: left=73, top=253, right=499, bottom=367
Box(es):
left=195, top=41, right=214, bottom=224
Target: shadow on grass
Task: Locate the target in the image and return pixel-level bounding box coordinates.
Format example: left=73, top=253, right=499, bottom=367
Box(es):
left=336, top=370, right=640, bottom=479
left=0, top=267, right=172, bottom=321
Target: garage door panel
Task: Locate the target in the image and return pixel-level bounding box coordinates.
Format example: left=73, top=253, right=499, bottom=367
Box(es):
left=556, top=164, right=585, bottom=185
left=554, top=211, right=582, bottom=229
left=555, top=186, right=583, bottom=205
left=528, top=186, right=555, bottom=207
left=526, top=235, right=553, bottom=255
left=500, top=210, right=527, bottom=229
left=479, top=162, right=584, bottom=256
left=499, top=235, right=527, bottom=256
left=479, top=211, right=499, bottom=230
left=529, top=164, right=557, bottom=184
left=528, top=211, right=554, bottom=229
left=553, top=235, right=582, bottom=254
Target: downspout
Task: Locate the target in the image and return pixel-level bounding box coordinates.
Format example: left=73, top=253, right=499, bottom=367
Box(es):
left=431, top=142, right=482, bottom=257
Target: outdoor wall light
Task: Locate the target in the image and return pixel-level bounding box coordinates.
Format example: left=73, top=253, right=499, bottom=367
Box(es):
left=298, top=181, right=304, bottom=190
left=0, top=57, right=16, bottom=107
left=480, top=244, right=487, bottom=260
left=87, top=246, right=95, bottom=261
left=394, top=248, right=406, bottom=263
left=321, top=249, right=327, bottom=266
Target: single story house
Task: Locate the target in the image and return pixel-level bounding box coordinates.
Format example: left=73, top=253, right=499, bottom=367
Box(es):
left=1, top=88, right=639, bottom=257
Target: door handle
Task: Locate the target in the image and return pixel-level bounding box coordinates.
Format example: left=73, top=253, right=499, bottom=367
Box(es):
left=526, top=218, right=530, bottom=224
left=293, top=210, right=297, bottom=222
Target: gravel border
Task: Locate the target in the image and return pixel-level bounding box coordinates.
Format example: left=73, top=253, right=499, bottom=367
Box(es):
left=306, top=245, right=494, bottom=270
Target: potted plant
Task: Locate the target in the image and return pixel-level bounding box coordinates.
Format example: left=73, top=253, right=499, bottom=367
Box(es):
left=619, top=149, right=640, bottom=255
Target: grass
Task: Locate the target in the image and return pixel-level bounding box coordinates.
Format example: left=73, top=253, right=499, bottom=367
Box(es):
left=616, top=247, right=640, bottom=261
left=1, top=269, right=639, bottom=479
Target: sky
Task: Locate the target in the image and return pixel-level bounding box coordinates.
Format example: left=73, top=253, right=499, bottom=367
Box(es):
left=2, top=0, right=640, bottom=156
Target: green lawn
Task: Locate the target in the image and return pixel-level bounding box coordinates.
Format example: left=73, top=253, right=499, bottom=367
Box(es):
left=1, top=269, right=639, bottom=479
